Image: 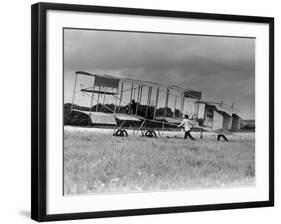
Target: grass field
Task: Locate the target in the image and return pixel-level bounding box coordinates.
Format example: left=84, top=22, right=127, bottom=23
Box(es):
left=64, top=128, right=255, bottom=195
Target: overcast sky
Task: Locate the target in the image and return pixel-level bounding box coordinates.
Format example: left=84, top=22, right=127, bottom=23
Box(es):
left=64, top=29, right=255, bottom=119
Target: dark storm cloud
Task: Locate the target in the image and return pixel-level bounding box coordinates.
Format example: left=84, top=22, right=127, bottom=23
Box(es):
left=64, top=29, right=255, bottom=118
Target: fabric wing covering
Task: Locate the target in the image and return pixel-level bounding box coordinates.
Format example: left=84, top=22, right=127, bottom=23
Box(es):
left=89, top=112, right=117, bottom=125
left=95, top=75, right=120, bottom=89
left=184, top=90, right=202, bottom=99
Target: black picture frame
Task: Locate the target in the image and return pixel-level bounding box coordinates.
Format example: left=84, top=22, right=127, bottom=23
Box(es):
left=31, top=2, right=274, bottom=222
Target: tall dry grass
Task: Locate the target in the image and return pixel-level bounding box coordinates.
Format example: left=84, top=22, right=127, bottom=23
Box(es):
left=64, top=129, right=255, bottom=195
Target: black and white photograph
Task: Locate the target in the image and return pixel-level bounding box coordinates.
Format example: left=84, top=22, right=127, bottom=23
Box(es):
left=30, top=2, right=274, bottom=221
left=63, top=28, right=256, bottom=195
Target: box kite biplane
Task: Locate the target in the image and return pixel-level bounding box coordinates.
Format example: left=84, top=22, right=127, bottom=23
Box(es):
left=68, top=71, right=240, bottom=139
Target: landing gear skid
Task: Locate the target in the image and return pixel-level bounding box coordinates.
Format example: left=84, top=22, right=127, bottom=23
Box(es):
left=217, top=134, right=228, bottom=141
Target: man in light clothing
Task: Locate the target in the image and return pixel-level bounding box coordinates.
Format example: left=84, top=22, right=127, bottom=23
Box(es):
left=178, top=114, right=196, bottom=140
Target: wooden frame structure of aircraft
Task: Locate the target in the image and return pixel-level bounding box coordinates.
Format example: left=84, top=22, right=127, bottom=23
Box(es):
left=70, top=71, right=202, bottom=137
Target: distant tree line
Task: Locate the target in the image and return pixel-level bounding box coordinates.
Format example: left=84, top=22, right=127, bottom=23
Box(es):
left=240, top=119, right=255, bottom=131
left=64, top=103, right=182, bottom=127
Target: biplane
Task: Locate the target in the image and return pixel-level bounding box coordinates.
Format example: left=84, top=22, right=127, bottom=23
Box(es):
left=67, top=71, right=240, bottom=139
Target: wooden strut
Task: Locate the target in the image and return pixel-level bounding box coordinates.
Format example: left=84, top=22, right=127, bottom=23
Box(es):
left=136, top=119, right=146, bottom=136
left=145, top=87, right=152, bottom=118
left=153, top=87, right=160, bottom=120
left=118, top=120, right=127, bottom=130
left=80, top=89, right=116, bottom=95
left=180, top=91, right=185, bottom=117
left=138, top=86, right=143, bottom=107
left=133, top=85, right=136, bottom=99
left=118, top=82, right=124, bottom=113
left=128, top=83, right=134, bottom=113
left=102, top=87, right=107, bottom=105
left=162, top=88, right=170, bottom=136
left=93, top=87, right=115, bottom=113
left=135, top=85, right=141, bottom=115
left=194, top=102, right=200, bottom=119
left=113, top=120, right=126, bottom=135
left=173, top=95, right=177, bottom=119
left=89, top=76, right=96, bottom=115
left=96, top=86, right=101, bottom=112
left=113, top=86, right=119, bottom=114
left=71, top=73, right=78, bottom=111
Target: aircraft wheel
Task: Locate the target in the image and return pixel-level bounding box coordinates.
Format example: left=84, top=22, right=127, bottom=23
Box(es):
left=150, top=130, right=157, bottom=138
left=114, top=129, right=128, bottom=137
left=145, top=130, right=156, bottom=138
left=121, top=129, right=128, bottom=137
left=144, top=130, right=152, bottom=137
left=115, top=129, right=123, bottom=137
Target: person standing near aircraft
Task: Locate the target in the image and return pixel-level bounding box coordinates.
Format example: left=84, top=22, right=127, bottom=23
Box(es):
left=178, top=114, right=196, bottom=140
left=130, top=99, right=137, bottom=114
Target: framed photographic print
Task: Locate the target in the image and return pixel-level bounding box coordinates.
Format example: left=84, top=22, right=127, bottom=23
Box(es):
left=31, top=2, right=274, bottom=222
